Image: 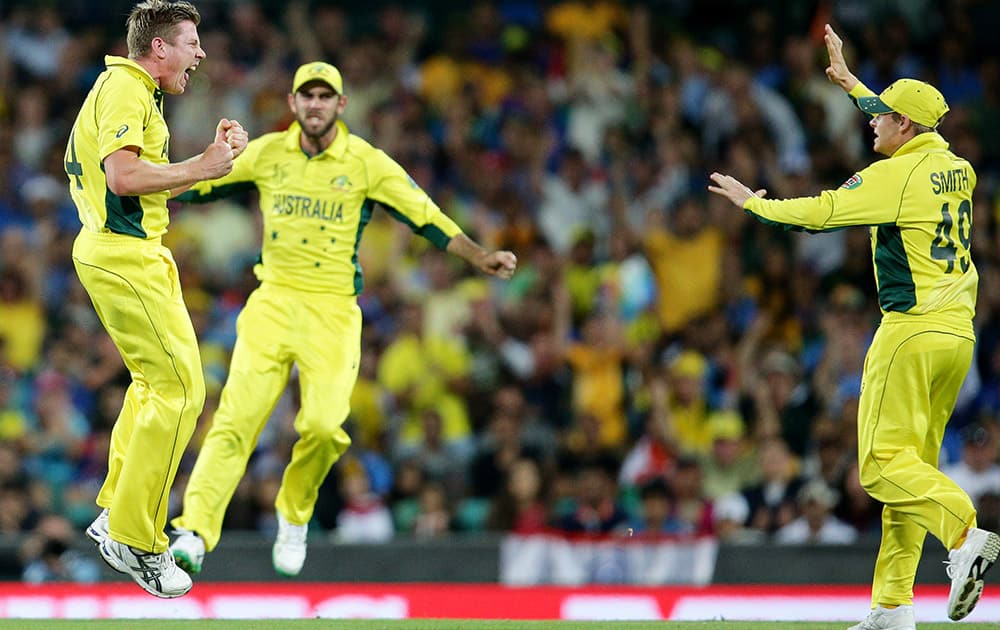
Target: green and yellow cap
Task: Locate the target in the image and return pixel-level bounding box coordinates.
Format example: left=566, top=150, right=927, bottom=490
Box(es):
left=292, top=62, right=343, bottom=94
left=856, top=78, right=948, bottom=128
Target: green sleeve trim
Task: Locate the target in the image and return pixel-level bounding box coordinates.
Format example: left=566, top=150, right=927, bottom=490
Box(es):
left=383, top=204, right=453, bottom=249
left=874, top=225, right=917, bottom=312
left=744, top=209, right=843, bottom=235
left=351, top=199, right=376, bottom=295
left=175, top=181, right=257, bottom=203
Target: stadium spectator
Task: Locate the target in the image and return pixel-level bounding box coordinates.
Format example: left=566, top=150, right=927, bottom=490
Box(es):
left=486, top=457, right=549, bottom=534
left=0, top=0, right=994, bottom=594
left=20, top=514, right=99, bottom=584
left=741, top=437, right=805, bottom=536
left=774, top=479, right=858, bottom=545
left=698, top=410, right=760, bottom=500
left=942, top=423, right=1000, bottom=507
left=628, top=477, right=687, bottom=536
left=554, top=456, right=630, bottom=534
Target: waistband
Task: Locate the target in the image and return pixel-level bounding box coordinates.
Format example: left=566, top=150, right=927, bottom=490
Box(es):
left=76, top=228, right=162, bottom=246
left=880, top=310, right=974, bottom=338
left=256, top=281, right=359, bottom=304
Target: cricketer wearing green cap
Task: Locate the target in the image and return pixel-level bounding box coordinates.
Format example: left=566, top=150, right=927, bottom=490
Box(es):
left=854, top=77, right=950, bottom=129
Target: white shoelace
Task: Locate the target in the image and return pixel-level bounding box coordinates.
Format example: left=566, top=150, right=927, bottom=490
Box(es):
left=944, top=552, right=964, bottom=580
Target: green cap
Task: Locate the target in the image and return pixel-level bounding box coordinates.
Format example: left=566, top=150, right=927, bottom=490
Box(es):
left=292, top=62, right=343, bottom=94
left=856, top=78, right=948, bottom=128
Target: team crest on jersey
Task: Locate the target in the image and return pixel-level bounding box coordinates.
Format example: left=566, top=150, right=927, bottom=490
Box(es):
left=273, top=163, right=288, bottom=187
left=116, top=124, right=129, bottom=138
left=840, top=173, right=863, bottom=190
left=330, top=175, right=352, bottom=191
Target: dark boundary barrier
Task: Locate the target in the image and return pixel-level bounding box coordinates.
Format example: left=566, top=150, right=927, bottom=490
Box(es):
left=0, top=532, right=952, bottom=585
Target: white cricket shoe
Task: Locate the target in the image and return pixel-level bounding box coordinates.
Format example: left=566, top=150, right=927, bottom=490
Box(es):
left=847, top=605, right=915, bottom=630
left=170, top=527, right=205, bottom=575
left=99, top=538, right=192, bottom=598
left=85, top=508, right=109, bottom=545
left=946, top=527, right=1000, bottom=620
left=273, top=512, right=307, bottom=577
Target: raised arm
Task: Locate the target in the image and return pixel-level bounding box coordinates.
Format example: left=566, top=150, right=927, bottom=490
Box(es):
left=824, top=24, right=859, bottom=93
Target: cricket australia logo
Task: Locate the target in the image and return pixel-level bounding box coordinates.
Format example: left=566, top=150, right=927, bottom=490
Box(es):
left=840, top=173, right=863, bottom=190
left=330, top=175, right=352, bottom=192
left=273, top=163, right=288, bottom=187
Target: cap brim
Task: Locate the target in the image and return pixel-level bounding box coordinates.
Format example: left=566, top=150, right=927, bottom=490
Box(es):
left=294, top=80, right=339, bottom=94
left=856, top=95, right=893, bottom=116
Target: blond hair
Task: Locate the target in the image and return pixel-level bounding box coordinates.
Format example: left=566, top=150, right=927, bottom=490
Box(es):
left=126, top=0, right=200, bottom=58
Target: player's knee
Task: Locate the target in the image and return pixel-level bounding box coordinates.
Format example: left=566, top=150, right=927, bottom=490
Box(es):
left=858, top=451, right=891, bottom=495
left=858, top=465, right=880, bottom=494
left=149, top=368, right=205, bottom=413
left=210, top=427, right=252, bottom=458
left=301, top=422, right=352, bottom=453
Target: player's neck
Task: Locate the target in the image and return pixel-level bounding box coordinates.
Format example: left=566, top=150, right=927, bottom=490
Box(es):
left=131, top=56, right=161, bottom=84
left=300, top=126, right=337, bottom=157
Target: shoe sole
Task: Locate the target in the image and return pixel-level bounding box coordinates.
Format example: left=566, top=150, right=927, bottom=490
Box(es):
left=273, top=562, right=302, bottom=577
left=172, top=549, right=203, bottom=575
left=129, top=576, right=192, bottom=599
left=949, top=532, right=1000, bottom=621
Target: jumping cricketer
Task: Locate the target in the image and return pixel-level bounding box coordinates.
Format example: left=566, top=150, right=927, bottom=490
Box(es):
left=167, top=61, right=517, bottom=577
left=68, top=0, right=247, bottom=598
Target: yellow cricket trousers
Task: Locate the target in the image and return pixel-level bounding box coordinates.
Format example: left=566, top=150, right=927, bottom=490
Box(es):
left=73, top=229, right=205, bottom=553
left=857, top=315, right=977, bottom=607
left=172, top=282, right=360, bottom=551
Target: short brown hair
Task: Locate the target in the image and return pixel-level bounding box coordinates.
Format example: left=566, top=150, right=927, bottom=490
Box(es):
left=126, top=0, right=201, bottom=58
left=890, top=111, right=935, bottom=135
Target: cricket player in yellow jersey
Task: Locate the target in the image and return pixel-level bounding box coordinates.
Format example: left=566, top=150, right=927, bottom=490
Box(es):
left=709, top=24, right=998, bottom=630
left=167, top=61, right=517, bottom=576
left=66, top=0, right=247, bottom=598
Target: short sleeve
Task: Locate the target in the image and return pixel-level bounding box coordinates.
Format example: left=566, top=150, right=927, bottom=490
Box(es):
left=95, top=73, right=150, bottom=161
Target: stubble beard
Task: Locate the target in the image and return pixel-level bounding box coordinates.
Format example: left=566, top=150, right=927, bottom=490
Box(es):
left=301, top=112, right=338, bottom=147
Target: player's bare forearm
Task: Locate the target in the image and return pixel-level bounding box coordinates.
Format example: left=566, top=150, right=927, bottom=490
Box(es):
left=446, top=233, right=517, bottom=280
left=104, top=144, right=233, bottom=197
left=104, top=119, right=241, bottom=197
left=824, top=24, right=859, bottom=92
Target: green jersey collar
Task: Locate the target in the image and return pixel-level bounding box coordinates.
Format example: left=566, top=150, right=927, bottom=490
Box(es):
left=285, top=119, right=350, bottom=160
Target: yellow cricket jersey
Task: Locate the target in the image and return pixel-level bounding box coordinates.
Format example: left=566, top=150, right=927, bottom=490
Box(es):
left=744, top=101, right=977, bottom=332
left=178, top=120, right=463, bottom=295
left=65, top=56, right=171, bottom=238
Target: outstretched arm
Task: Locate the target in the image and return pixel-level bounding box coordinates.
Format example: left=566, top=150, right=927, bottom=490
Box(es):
left=446, top=233, right=517, bottom=280
left=707, top=172, right=768, bottom=208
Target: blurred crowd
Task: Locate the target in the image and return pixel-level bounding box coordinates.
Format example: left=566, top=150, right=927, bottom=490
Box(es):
left=3, top=0, right=1000, bottom=580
